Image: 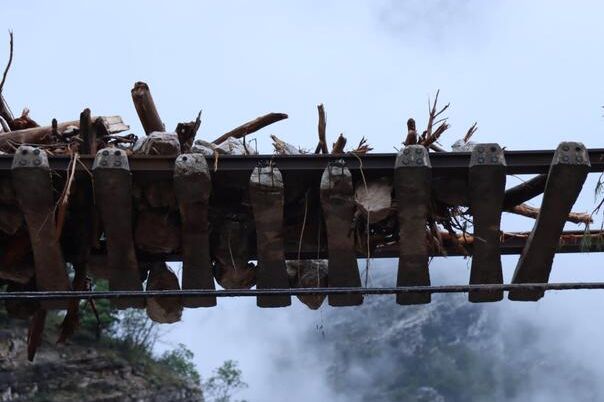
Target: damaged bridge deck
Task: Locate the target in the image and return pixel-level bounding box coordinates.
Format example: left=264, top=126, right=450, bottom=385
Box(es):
left=0, top=143, right=602, bottom=314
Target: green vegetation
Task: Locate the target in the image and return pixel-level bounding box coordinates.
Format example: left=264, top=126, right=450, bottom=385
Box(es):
left=203, top=360, right=248, bottom=402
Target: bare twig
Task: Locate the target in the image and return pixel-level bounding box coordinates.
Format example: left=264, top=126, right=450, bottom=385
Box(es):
left=55, top=152, right=79, bottom=238
left=464, top=122, right=478, bottom=143
left=423, top=121, right=450, bottom=147
left=351, top=137, right=372, bottom=154
left=425, top=89, right=450, bottom=138
left=0, top=31, right=13, bottom=96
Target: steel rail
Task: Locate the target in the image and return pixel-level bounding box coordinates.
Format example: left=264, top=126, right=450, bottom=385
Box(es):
left=2, top=148, right=604, bottom=175
left=1, top=282, right=604, bottom=301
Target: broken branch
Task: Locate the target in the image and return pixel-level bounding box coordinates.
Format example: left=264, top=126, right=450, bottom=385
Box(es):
left=314, top=104, right=328, bottom=154
left=502, top=174, right=548, bottom=210
left=331, top=133, right=347, bottom=154
left=508, top=203, right=592, bottom=225
left=212, top=112, right=288, bottom=145
left=0, top=31, right=13, bottom=97
left=131, top=81, right=165, bottom=134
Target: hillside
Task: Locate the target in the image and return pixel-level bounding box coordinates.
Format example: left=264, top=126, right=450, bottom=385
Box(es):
left=0, top=311, right=203, bottom=402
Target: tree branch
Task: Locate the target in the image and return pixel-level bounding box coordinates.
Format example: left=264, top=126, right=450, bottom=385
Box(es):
left=0, top=31, right=13, bottom=96
left=212, top=113, right=288, bottom=145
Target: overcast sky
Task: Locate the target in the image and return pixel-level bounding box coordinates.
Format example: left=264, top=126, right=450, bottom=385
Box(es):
left=4, top=1, right=604, bottom=401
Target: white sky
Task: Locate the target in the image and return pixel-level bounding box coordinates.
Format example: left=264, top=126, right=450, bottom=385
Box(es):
left=4, top=1, right=604, bottom=401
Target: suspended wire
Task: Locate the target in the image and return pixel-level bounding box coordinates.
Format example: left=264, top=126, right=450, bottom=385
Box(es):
left=2, top=282, right=604, bottom=301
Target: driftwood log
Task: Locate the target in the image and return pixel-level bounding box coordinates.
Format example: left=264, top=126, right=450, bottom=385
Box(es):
left=0, top=116, right=128, bottom=152
left=212, top=113, right=288, bottom=145
left=131, top=82, right=165, bottom=134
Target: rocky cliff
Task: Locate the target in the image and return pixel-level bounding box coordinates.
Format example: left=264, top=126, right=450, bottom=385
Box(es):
left=0, top=317, right=203, bottom=402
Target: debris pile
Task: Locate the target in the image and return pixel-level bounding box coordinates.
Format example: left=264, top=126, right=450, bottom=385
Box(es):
left=0, top=32, right=597, bottom=360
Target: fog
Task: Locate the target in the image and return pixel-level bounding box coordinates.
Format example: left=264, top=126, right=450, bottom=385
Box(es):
left=4, top=1, right=604, bottom=400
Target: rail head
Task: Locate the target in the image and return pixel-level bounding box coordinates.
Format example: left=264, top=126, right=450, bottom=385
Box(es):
left=2, top=148, right=604, bottom=175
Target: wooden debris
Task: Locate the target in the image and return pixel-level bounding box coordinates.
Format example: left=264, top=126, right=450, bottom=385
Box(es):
left=0, top=115, right=9, bottom=133
left=213, top=137, right=257, bottom=155
left=314, top=104, right=328, bottom=154
left=0, top=230, right=33, bottom=284
left=131, top=81, right=165, bottom=134
left=286, top=260, right=328, bottom=310
left=320, top=160, right=363, bottom=306
left=468, top=144, right=505, bottom=302
left=191, top=139, right=218, bottom=156
left=146, top=262, right=183, bottom=324
left=271, top=134, right=301, bottom=155
left=11, top=108, right=38, bottom=130
left=250, top=164, right=291, bottom=307
left=354, top=177, right=393, bottom=224
left=96, top=115, right=130, bottom=136
left=0, top=94, right=12, bottom=129
left=175, top=110, right=202, bottom=153
left=0, top=116, right=128, bottom=153
left=212, top=216, right=256, bottom=289
left=351, top=137, right=372, bottom=155
left=174, top=153, right=216, bottom=307
left=143, top=180, right=177, bottom=209
left=93, top=148, right=144, bottom=309
left=134, top=132, right=181, bottom=155
left=212, top=113, right=288, bottom=145
left=404, top=118, right=418, bottom=145
left=510, top=142, right=590, bottom=301
left=12, top=146, right=71, bottom=309
left=27, top=307, right=47, bottom=362
left=0, top=205, right=22, bottom=235
left=510, top=203, right=591, bottom=225
left=79, top=108, right=96, bottom=155
left=134, top=209, right=181, bottom=254
left=394, top=145, right=432, bottom=305
left=331, top=134, right=347, bottom=155
left=57, top=262, right=88, bottom=343
left=503, top=174, right=547, bottom=210
left=0, top=31, right=13, bottom=112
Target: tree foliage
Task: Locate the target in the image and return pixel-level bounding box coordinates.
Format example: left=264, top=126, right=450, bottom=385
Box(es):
left=158, top=343, right=201, bottom=384
left=203, top=360, right=248, bottom=402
